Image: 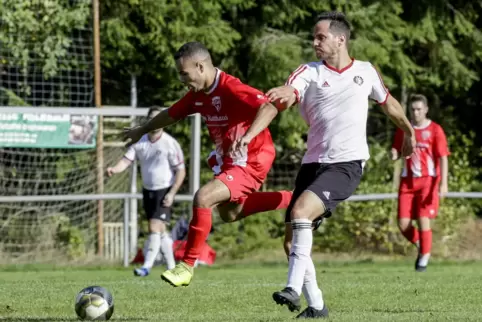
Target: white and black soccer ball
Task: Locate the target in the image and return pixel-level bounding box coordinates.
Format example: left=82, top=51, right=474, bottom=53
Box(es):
left=74, top=286, right=114, bottom=321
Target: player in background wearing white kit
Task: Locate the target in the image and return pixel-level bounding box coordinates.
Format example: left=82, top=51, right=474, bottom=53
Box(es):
left=107, top=106, right=186, bottom=276
left=233, top=11, right=416, bottom=319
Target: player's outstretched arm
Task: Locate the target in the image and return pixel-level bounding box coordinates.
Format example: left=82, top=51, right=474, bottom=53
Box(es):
left=123, top=109, right=179, bottom=148
left=106, top=158, right=132, bottom=177
left=143, top=108, right=178, bottom=133
left=266, top=85, right=298, bottom=111
left=380, top=95, right=416, bottom=157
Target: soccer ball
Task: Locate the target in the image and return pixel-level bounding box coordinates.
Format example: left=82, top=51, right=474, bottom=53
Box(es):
left=74, top=286, right=114, bottom=321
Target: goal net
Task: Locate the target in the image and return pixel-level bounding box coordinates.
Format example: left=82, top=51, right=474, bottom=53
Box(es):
left=0, top=107, right=198, bottom=264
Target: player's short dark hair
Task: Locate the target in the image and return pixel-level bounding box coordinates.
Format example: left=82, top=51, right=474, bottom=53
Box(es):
left=410, top=94, right=428, bottom=106
left=174, top=41, right=211, bottom=61
left=316, top=11, right=351, bottom=40
left=147, top=105, right=163, bottom=117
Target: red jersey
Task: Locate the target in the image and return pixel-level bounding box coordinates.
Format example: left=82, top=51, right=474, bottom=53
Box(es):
left=168, top=69, right=275, bottom=174
left=392, top=120, right=450, bottom=178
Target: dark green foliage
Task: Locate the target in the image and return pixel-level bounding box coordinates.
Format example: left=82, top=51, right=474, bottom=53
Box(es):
left=1, top=0, right=481, bottom=258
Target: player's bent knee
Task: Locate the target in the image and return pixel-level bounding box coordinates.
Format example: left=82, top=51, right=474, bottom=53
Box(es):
left=193, top=187, right=215, bottom=208
left=290, top=206, right=311, bottom=221
left=217, top=202, right=243, bottom=223
left=418, top=216, right=431, bottom=230
left=218, top=211, right=236, bottom=223
left=397, top=219, right=411, bottom=232
left=148, top=219, right=166, bottom=233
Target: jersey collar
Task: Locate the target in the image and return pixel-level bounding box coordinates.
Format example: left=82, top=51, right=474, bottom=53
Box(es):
left=205, top=68, right=221, bottom=95
left=412, top=119, right=432, bottom=129
left=323, top=58, right=355, bottom=74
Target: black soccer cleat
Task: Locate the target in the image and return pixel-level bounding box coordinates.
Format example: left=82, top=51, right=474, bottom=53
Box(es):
left=296, top=306, right=329, bottom=319
left=414, top=254, right=427, bottom=272
left=272, top=287, right=301, bottom=312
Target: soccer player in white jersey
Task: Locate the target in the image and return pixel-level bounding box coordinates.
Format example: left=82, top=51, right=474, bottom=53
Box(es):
left=232, top=11, right=417, bottom=318
left=107, top=106, right=186, bottom=277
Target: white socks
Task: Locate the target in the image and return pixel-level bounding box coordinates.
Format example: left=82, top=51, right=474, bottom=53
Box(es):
left=160, top=232, right=176, bottom=270
left=302, top=257, right=324, bottom=310
left=287, top=218, right=324, bottom=310
left=287, top=219, right=313, bottom=294
left=143, top=232, right=161, bottom=269
left=142, top=232, right=176, bottom=270
left=418, top=253, right=431, bottom=267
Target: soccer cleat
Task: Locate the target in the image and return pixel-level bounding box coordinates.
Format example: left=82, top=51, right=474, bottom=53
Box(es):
left=296, top=306, right=329, bottom=319
left=133, top=267, right=149, bottom=277
left=272, top=287, right=301, bottom=312
left=414, top=254, right=427, bottom=272
left=161, top=262, right=193, bottom=287
left=415, top=264, right=427, bottom=272
left=414, top=254, right=420, bottom=269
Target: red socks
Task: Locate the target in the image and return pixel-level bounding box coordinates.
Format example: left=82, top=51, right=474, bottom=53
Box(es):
left=241, top=191, right=293, bottom=217
left=182, top=191, right=292, bottom=267
left=182, top=207, right=212, bottom=267
left=401, top=225, right=420, bottom=245
left=420, top=229, right=432, bottom=255
left=401, top=226, right=432, bottom=254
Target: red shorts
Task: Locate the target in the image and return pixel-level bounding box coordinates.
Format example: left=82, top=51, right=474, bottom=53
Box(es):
left=207, top=150, right=273, bottom=203
left=398, top=177, right=440, bottom=219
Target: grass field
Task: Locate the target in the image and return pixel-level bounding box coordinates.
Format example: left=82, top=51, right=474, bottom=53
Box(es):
left=0, top=260, right=481, bottom=321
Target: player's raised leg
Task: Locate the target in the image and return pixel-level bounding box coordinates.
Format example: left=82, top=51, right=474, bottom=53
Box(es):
left=216, top=190, right=293, bottom=223
left=207, top=151, right=293, bottom=223
left=160, top=178, right=231, bottom=287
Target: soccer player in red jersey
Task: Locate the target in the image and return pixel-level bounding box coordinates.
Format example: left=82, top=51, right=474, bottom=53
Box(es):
left=391, top=94, right=450, bottom=272
left=123, top=42, right=293, bottom=286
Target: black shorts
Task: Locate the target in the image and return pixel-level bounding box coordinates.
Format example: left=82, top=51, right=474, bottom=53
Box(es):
left=285, top=161, right=363, bottom=223
left=142, top=187, right=172, bottom=222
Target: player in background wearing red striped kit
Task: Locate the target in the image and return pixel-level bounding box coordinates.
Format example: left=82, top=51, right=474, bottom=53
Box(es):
left=391, top=94, right=450, bottom=272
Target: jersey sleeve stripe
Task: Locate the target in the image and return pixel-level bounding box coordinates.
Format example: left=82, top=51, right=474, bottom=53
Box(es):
left=123, top=155, right=134, bottom=162
left=377, top=92, right=389, bottom=105
left=285, top=65, right=305, bottom=84
left=293, top=88, right=300, bottom=103
left=286, top=66, right=307, bottom=85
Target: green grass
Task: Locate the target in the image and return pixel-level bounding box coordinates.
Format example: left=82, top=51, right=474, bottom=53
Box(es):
left=0, top=260, right=481, bottom=321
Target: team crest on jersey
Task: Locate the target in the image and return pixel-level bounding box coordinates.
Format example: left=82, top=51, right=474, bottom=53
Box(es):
left=422, top=130, right=431, bottom=140
left=212, top=96, right=222, bottom=112
left=353, top=76, right=364, bottom=86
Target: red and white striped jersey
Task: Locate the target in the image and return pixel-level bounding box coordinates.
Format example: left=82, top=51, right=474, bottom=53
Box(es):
left=392, top=120, right=450, bottom=178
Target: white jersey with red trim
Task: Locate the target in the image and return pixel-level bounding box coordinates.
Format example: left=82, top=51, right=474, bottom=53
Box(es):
left=286, top=59, right=389, bottom=164
left=124, top=132, right=185, bottom=190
